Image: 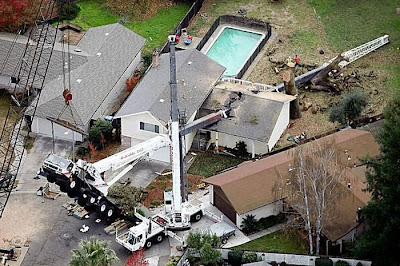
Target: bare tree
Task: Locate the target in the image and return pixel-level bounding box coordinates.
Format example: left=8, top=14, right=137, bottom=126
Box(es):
left=284, top=141, right=346, bottom=255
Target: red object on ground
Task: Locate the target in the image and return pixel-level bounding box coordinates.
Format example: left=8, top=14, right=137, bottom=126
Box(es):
left=188, top=35, right=193, bottom=40
left=294, top=55, right=300, bottom=64
left=175, top=35, right=180, bottom=42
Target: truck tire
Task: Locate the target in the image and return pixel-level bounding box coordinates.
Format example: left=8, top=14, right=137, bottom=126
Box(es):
left=105, top=206, right=116, bottom=219
left=192, top=212, right=202, bottom=222
left=77, top=193, right=87, bottom=206
left=145, top=240, right=152, bottom=249
left=59, top=181, right=68, bottom=193
left=97, top=200, right=108, bottom=215
left=67, top=178, right=80, bottom=198
left=156, top=234, right=163, bottom=243
left=47, top=175, right=56, bottom=183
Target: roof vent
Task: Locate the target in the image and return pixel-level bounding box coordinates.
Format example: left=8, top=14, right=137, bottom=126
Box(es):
left=105, top=33, right=109, bottom=36
left=74, top=48, right=82, bottom=52
left=188, top=61, right=192, bottom=65
left=159, top=99, right=165, bottom=103
left=96, top=52, right=102, bottom=56
left=76, top=79, right=82, bottom=83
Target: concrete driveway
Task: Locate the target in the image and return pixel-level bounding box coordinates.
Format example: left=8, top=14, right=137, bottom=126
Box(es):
left=16, top=136, right=73, bottom=192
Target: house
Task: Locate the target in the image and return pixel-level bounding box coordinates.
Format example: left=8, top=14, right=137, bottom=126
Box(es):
left=199, top=84, right=295, bottom=157
left=203, top=129, right=380, bottom=249
left=0, top=23, right=146, bottom=141
left=114, top=48, right=226, bottom=163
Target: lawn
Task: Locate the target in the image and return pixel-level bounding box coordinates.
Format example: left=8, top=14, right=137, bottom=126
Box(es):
left=187, top=152, right=244, bottom=178
left=234, top=231, right=308, bottom=255
left=188, top=0, right=400, bottom=146
left=70, top=0, right=191, bottom=54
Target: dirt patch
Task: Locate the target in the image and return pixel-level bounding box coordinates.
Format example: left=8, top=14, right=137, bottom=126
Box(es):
left=80, top=140, right=121, bottom=163
left=142, top=173, right=203, bottom=208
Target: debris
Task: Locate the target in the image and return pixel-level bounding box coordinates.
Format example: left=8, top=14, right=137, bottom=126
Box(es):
left=79, top=225, right=89, bottom=233
left=319, top=50, right=325, bottom=55
left=104, top=220, right=129, bottom=235
left=95, top=219, right=102, bottom=223
left=62, top=201, right=89, bottom=219
left=42, top=182, right=60, bottom=200
left=301, top=95, right=313, bottom=111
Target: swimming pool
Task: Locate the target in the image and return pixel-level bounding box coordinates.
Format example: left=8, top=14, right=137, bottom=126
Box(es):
left=205, top=27, right=265, bottom=77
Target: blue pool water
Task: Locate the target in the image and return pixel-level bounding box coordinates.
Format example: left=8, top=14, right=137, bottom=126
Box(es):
left=206, top=27, right=263, bottom=77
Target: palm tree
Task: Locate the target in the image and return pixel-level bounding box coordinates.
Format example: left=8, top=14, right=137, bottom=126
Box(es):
left=69, top=237, right=119, bottom=266
left=241, top=214, right=258, bottom=235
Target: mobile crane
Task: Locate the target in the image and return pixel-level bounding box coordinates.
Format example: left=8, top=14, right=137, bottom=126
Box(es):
left=40, top=35, right=228, bottom=226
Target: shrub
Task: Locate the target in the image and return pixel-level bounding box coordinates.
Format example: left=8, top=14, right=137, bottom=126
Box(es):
left=93, top=119, right=113, bottom=141
left=166, top=256, right=179, bottom=266
left=136, top=208, right=145, bottom=216
left=228, top=250, right=244, bottom=266
left=234, top=141, right=249, bottom=157
left=107, top=185, right=142, bottom=213
left=55, top=0, right=80, bottom=21
left=76, top=146, right=86, bottom=156
left=335, top=261, right=350, bottom=266
left=200, top=243, right=222, bottom=265
left=242, top=252, right=258, bottom=263
left=329, top=89, right=368, bottom=126
left=315, top=258, right=333, bottom=266
left=88, top=126, right=102, bottom=149
left=241, top=214, right=258, bottom=235
left=150, top=200, right=162, bottom=208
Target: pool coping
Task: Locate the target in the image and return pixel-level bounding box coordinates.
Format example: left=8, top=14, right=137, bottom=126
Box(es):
left=202, top=25, right=266, bottom=77
left=196, top=15, right=271, bottom=79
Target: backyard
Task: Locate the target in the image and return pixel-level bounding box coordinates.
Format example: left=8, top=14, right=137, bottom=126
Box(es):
left=69, top=0, right=191, bottom=53
left=234, top=230, right=308, bottom=255
left=188, top=0, right=400, bottom=147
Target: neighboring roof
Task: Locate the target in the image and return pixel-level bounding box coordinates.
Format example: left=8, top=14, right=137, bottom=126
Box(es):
left=201, top=87, right=295, bottom=142
left=115, top=49, right=226, bottom=123
left=0, top=31, right=88, bottom=87
left=26, top=23, right=146, bottom=128
left=204, top=129, right=380, bottom=240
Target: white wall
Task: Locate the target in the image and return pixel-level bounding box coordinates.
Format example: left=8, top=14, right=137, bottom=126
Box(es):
left=32, top=116, right=83, bottom=142
left=236, top=200, right=283, bottom=228
left=120, top=111, right=170, bottom=162
left=209, top=185, right=214, bottom=205
left=268, top=101, right=290, bottom=151
left=93, top=52, right=142, bottom=120
left=209, top=131, right=269, bottom=155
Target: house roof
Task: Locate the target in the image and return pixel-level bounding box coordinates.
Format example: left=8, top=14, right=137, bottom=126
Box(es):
left=0, top=31, right=88, bottom=88
left=25, top=23, right=146, bottom=128
left=115, top=49, right=226, bottom=123
left=204, top=129, right=380, bottom=241
left=200, top=87, right=295, bottom=142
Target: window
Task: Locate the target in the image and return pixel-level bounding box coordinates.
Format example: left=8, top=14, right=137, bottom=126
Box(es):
left=140, top=122, right=159, bottom=133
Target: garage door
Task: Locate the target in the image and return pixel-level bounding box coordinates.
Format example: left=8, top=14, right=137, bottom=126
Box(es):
left=214, top=187, right=236, bottom=224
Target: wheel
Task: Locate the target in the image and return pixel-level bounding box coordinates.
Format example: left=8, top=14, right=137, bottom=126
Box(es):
left=221, top=238, right=228, bottom=245
left=105, top=206, right=115, bottom=219
left=145, top=240, right=152, bottom=249
left=59, top=182, right=68, bottom=192
left=195, top=213, right=202, bottom=221
left=47, top=175, right=56, bottom=183
left=67, top=190, right=77, bottom=198
left=96, top=200, right=108, bottom=216
left=156, top=234, right=163, bottom=243
left=77, top=193, right=87, bottom=206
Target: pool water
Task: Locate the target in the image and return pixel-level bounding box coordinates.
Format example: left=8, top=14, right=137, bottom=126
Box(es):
left=206, top=27, right=263, bottom=77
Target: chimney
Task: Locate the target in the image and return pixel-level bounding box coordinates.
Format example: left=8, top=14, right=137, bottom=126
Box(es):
left=152, top=49, right=159, bottom=68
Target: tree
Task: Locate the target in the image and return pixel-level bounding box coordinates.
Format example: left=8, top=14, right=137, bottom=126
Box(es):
left=241, top=214, right=257, bottom=235
left=55, top=0, right=80, bottom=21
left=329, top=90, right=368, bottom=126
left=125, top=248, right=148, bottom=266
left=354, top=93, right=400, bottom=265
left=89, top=126, right=102, bottom=149
left=0, top=0, right=56, bottom=32
left=200, top=242, right=223, bottom=266
left=69, top=237, right=119, bottom=266
left=93, top=119, right=113, bottom=141
left=287, top=141, right=345, bottom=255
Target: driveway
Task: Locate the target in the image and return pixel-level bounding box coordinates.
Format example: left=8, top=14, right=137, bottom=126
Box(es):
left=16, top=136, right=73, bottom=192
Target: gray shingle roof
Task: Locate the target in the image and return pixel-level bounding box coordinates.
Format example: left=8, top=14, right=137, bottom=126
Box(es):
left=0, top=32, right=88, bottom=88
left=115, top=49, right=226, bottom=123
left=26, top=23, right=146, bottom=127
left=201, top=88, right=290, bottom=143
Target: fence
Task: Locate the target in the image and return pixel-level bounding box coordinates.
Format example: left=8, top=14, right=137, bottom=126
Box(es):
left=220, top=77, right=276, bottom=91
left=174, top=248, right=371, bottom=266
left=196, top=15, right=272, bottom=79
left=160, top=0, right=206, bottom=53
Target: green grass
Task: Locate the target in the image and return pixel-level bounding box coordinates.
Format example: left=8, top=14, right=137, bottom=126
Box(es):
left=234, top=231, right=308, bottom=254
left=70, top=0, right=119, bottom=30
left=70, top=0, right=190, bottom=54
left=187, top=153, right=244, bottom=178
left=307, top=0, right=400, bottom=51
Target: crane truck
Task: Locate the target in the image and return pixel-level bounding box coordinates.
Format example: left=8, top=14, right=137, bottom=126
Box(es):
left=40, top=35, right=227, bottom=229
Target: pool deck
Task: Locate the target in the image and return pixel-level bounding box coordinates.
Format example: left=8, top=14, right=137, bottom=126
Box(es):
left=176, top=35, right=202, bottom=50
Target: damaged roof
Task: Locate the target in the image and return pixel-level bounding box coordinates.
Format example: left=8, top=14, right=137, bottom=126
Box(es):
left=115, top=49, right=226, bottom=123
left=201, top=87, right=295, bottom=142
left=204, top=129, right=380, bottom=241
